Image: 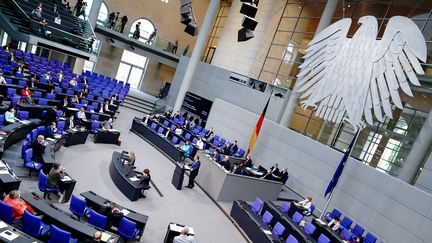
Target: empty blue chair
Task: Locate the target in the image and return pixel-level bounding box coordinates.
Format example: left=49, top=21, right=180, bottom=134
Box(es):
left=0, top=115, right=4, bottom=128
left=66, top=90, right=74, bottom=95
left=292, top=212, right=303, bottom=224
left=235, top=149, right=246, bottom=158
left=185, top=133, right=191, bottom=140
left=38, top=171, right=60, bottom=199
left=22, top=211, right=50, bottom=238
left=18, top=111, right=29, bottom=120
left=251, top=197, right=264, bottom=215
left=341, top=229, right=354, bottom=241
left=74, top=104, right=84, bottom=109
left=117, top=217, right=139, bottom=240
left=57, top=121, right=67, bottom=134
left=272, top=222, right=285, bottom=239
left=352, top=224, right=365, bottom=238
left=89, top=210, right=107, bottom=229
left=54, top=87, right=62, bottom=93
left=198, top=132, right=205, bottom=137
left=48, top=225, right=76, bottom=243
left=157, top=127, right=164, bottom=134
left=56, top=110, right=63, bottom=117
left=24, top=149, right=43, bottom=177
left=38, top=99, right=48, bottom=105
left=285, top=235, right=299, bottom=243
left=304, top=222, right=316, bottom=236
left=170, top=124, right=176, bottom=131
left=261, top=211, right=273, bottom=225
left=192, top=137, right=198, bottom=144
left=212, top=140, right=219, bottom=146
left=7, top=88, right=16, bottom=97
left=325, top=208, right=342, bottom=222
left=208, top=147, right=215, bottom=153
left=46, top=93, right=55, bottom=100
left=37, top=126, right=46, bottom=136
left=91, top=121, right=100, bottom=133
left=80, top=100, right=89, bottom=105
left=214, top=135, right=220, bottom=141
left=163, top=120, right=169, bottom=127
left=172, top=136, right=179, bottom=144
left=150, top=123, right=157, bottom=130
left=5, top=78, right=12, bottom=84
left=69, top=195, right=88, bottom=218
left=0, top=200, right=14, bottom=224
left=340, top=216, right=353, bottom=230
left=91, top=114, right=99, bottom=120
left=11, top=96, right=20, bottom=106
left=364, top=232, right=377, bottom=243
left=21, top=141, right=29, bottom=159
left=34, top=91, right=42, bottom=98
left=280, top=202, right=290, bottom=214
left=317, top=234, right=330, bottom=243
left=18, top=80, right=26, bottom=86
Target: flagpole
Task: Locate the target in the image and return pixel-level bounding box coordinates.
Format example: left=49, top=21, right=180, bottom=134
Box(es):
left=319, top=130, right=361, bottom=219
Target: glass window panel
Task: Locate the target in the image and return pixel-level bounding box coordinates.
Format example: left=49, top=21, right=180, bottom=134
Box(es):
left=262, top=58, right=282, bottom=74
left=129, top=19, right=156, bottom=43
left=332, top=2, right=356, bottom=19
left=284, top=3, right=304, bottom=18
left=273, top=31, right=294, bottom=45
left=388, top=0, right=432, bottom=19
left=268, top=45, right=286, bottom=59
left=352, top=1, right=391, bottom=19
left=279, top=17, right=299, bottom=32
left=31, top=45, right=37, bottom=54
left=280, top=61, right=301, bottom=78
left=1, top=32, right=8, bottom=46
left=116, top=63, right=131, bottom=82
left=128, top=67, right=144, bottom=89
left=422, top=20, right=432, bottom=40
left=121, top=50, right=147, bottom=68
left=259, top=70, right=277, bottom=83
left=97, top=2, right=109, bottom=25
left=83, top=60, right=94, bottom=72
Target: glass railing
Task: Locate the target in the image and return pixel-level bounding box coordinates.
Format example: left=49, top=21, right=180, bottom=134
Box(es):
left=96, top=21, right=191, bottom=57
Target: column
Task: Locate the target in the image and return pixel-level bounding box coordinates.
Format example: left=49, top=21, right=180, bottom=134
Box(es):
left=279, top=0, right=338, bottom=127
left=173, top=0, right=221, bottom=113
left=399, top=110, right=432, bottom=184
left=88, top=0, right=103, bottom=28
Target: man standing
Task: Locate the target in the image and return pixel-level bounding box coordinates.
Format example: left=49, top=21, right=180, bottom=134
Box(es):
left=173, top=227, right=195, bottom=243
left=133, top=22, right=141, bottom=39
left=186, top=155, right=200, bottom=189
left=120, top=15, right=128, bottom=33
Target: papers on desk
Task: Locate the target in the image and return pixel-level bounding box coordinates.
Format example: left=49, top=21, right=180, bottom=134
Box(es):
left=54, top=134, right=62, bottom=139
left=129, top=177, right=139, bottom=182
left=61, top=176, right=72, bottom=182
left=120, top=209, right=130, bottom=216
left=0, top=221, right=8, bottom=229
left=315, top=218, right=326, bottom=225
left=108, top=129, right=118, bottom=132
left=68, top=108, right=79, bottom=111
left=101, top=232, right=112, bottom=242
left=0, top=170, right=9, bottom=175
left=0, top=230, right=18, bottom=241
left=46, top=137, right=55, bottom=141
left=263, top=229, right=272, bottom=234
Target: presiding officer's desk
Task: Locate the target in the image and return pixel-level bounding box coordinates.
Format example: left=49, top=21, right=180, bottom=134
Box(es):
left=311, top=218, right=344, bottom=243
left=94, top=129, right=120, bottom=144
left=231, top=200, right=281, bottom=243
left=21, top=193, right=119, bottom=242
left=0, top=119, right=42, bottom=158
left=262, top=201, right=316, bottom=243
left=0, top=221, right=43, bottom=243
left=64, top=128, right=89, bottom=146
left=81, top=191, right=149, bottom=239
left=130, top=118, right=183, bottom=162
left=109, top=151, right=149, bottom=201
left=196, top=151, right=283, bottom=201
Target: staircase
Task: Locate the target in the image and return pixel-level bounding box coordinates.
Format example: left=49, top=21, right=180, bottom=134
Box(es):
left=122, top=94, right=157, bottom=116
left=0, top=0, right=32, bottom=34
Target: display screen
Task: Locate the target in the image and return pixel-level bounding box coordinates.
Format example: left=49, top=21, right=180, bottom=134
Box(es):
left=181, top=91, right=213, bottom=124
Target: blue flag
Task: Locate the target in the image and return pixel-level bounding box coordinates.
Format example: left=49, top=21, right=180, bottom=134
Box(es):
left=324, top=131, right=359, bottom=198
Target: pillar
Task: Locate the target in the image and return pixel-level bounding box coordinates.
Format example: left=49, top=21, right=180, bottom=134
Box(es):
left=88, top=0, right=103, bottom=28
left=279, top=0, right=338, bottom=127
left=399, top=110, right=432, bottom=184
left=173, top=0, right=221, bottom=113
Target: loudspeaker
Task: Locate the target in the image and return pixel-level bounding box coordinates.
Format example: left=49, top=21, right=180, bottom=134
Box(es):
left=238, top=28, right=254, bottom=42
left=240, top=3, right=257, bottom=18
left=185, top=22, right=198, bottom=36
left=180, top=0, right=192, bottom=6
left=180, top=4, right=191, bottom=15
left=241, top=16, right=258, bottom=31
left=180, top=15, right=193, bottom=25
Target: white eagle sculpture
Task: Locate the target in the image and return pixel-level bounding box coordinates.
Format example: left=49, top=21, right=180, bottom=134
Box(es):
left=296, top=16, right=427, bottom=130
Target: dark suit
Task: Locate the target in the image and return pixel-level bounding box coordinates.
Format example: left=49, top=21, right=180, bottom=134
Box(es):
left=232, top=144, right=238, bottom=153
left=243, top=158, right=252, bottom=168
left=31, top=140, right=46, bottom=162
left=280, top=171, right=289, bottom=184
left=270, top=166, right=280, bottom=176
left=46, top=126, right=56, bottom=138
left=219, top=159, right=231, bottom=171
left=45, top=109, right=57, bottom=124
left=187, top=160, right=201, bottom=188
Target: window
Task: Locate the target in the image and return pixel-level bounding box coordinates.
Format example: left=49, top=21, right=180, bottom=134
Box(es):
left=115, top=50, right=148, bottom=89
left=1, top=32, right=8, bottom=46
left=78, top=0, right=93, bottom=20
left=30, top=45, right=37, bottom=54
left=97, top=2, right=109, bottom=26
left=161, top=0, right=169, bottom=3
left=129, top=18, right=156, bottom=43
left=83, top=60, right=95, bottom=72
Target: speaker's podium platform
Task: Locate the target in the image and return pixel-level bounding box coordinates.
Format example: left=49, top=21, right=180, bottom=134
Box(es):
left=171, top=162, right=188, bottom=190
left=163, top=222, right=195, bottom=243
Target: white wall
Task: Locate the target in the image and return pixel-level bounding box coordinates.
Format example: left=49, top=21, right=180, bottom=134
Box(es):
left=206, top=98, right=432, bottom=243
left=415, top=150, right=432, bottom=194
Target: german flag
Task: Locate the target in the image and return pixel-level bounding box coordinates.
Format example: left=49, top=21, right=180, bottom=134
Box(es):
left=247, top=93, right=271, bottom=155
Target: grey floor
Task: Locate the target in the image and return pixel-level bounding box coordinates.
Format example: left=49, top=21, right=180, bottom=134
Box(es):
left=5, top=106, right=247, bottom=243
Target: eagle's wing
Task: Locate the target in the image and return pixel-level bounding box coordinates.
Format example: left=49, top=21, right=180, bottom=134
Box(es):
left=365, top=16, right=427, bottom=124
left=296, top=19, right=351, bottom=123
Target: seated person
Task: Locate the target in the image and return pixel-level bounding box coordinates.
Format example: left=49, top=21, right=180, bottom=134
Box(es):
left=142, top=114, right=150, bottom=125
left=61, top=97, right=69, bottom=109
left=123, top=150, right=136, bottom=166
left=219, top=156, right=231, bottom=171
left=242, top=154, right=253, bottom=168
left=77, top=107, right=87, bottom=122
left=103, top=118, right=113, bottom=130
left=327, top=216, right=341, bottom=231
left=196, top=138, right=204, bottom=150
left=173, top=227, right=195, bottom=243
left=71, top=95, right=80, bottom=104
left=21, top=86, right=32, bottom=97
left=296, top=196, right=313, bottom=215
left=163, top=110, right=171, bottom=118
left=135, top=168, right=151, bottom=198
left=152, top=114, right=160, bottom=122
left=261, top=169, right=273, bottom=180
left=69, top=77, right=78, bottom=86
left=231, top=140, right=238, bottom=154
left=5, top=107, right=19, bottom=124
left=45, top=106, right=58, bottom=124
left=47, top=163, right=65, bottom=202
left=213, top=151, right=221, bottom=163
left=180, top=142, right=191, bottom=160
left=0, top=72, right=6, bottom=84
left=172, top=111, right=180, bottom=119
left=269, top=163, right=280, bottom=177
left=97, top=102, right=105, bottom=113
left=3, top=190, right=35, bottom=219
left=231, top=163, right=242, bottom=175
left=46, top=122, right=58, bottom=138
left=82, top=231, right=115, bottom=243
left=24, top=93, right=35, bottom=104
left=43, top=71, right=52, bottom=81
left=107, top=207, right=123, bottom=228
left=104, top=102, right=115, bottom=117
left=31, top=135, right=48, bottom=162
left=188, top=120, right=196, bottom=130
left=174, top=125, right=183, bottom=135
left=66, top=115, right=75, bottom=130
left=204, top=127, right=214, bottom=140
left=280, top=168, right=289, bottom=184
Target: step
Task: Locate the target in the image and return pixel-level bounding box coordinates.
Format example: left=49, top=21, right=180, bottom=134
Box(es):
left=122, top=104, right=153, bottom=115
left=124, top=95, right=156, bottom=107
left=122, top=100, right=154, bottom=112
left=2, top=9, right=16, bottom=16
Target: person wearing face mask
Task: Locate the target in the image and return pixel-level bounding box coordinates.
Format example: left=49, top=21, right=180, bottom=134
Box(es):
left=5, top=107, right=19, bottom=124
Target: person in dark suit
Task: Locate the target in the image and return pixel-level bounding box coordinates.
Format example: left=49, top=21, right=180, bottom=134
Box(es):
left=280, top=168, right=289, bottom=184
left=204, top=127, right=214, bottom=140
left=31, top=135, right=48, bottom=163
left=262, top=169, right=273, bottom=180
left=66, top=115, right=75, bottom=130
left=242, top=154, right=253, bottom=168
left=219, top=156, right=231, bottom=171
left=186, top=155, right=201, bottom=189
left=60, top=97, right=69, bottom=109
left=231, top=163, right=242, bottom=175
left=231, top=140, right=238, bottom=154
left=45, top=106, right=58, bottom=124
left=46, top=122, right=58, bottom=138
left=269, top=163, right=280, bottom=177
left=107, top=206, right=123, bottom=228
left=137, top=168, right=151, bottom=198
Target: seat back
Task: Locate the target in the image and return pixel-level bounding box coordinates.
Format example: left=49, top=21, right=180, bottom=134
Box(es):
left=341, top=216, right=353, bottom=229
left=118, top=217, right=137, bottom=239
left=280, top=202, right=290, bottom=214
left=37, top=126, right=46, bottom=136
left=285, top=235, right=299, bottom=243
left=262, top=211, right=273, bottom=225
left=24, top=148, right=33, bottom=163
left=157, top=127, right=164, bottom=134
left=91, top=121, right=100, bottom=130
left=46, top=93, right=55, bottom=100
left=57, top=121, right=66, bottom=132
left=34, top=91, right=42, bottom=98
left=89, top=210, right=107, bottom=229
left=91, top=114, right=99, bottom=120
left=69, top=195, right=87, bottom=217
left=172, top=136, right=179, bottom=144
left=163, top=120, right=169, bottom=127
left=317, top=234, right=331, bottom=243
left=150, top=123, right=157, bottom=130
left=292, top=212, right=303, bottom=224
left=49, top=225, right=71, bottom=243
left=0, top=200, right=14, bottom=224
left=18, top=111, right=29, bottom=120
left=21, top=141, right=29, bottom=158
left=304, top=222, right=316, bottom=236
left=0, top=115, right=4, bottom=127
left=208, top=147, right=215, bottom=153
left=38, top=98, right=48, bottom=105
left=364, top=232, right=377, bottom=243
left=271, top=222, right=285, bottom=239
left=22, top=210, right=42, bottom=237
left=56, top=110, right=63, bottom=118
left=31, top=129, right=38, bottom=141
left=185, top=133, right=191, bottom=140
left=341, top=229, right=354, bottom=241
left=352, top=224, right=365, bottom=237
left=38, top=171, right=48, bottom=192
left=251, top=198, right=264, bottom=215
